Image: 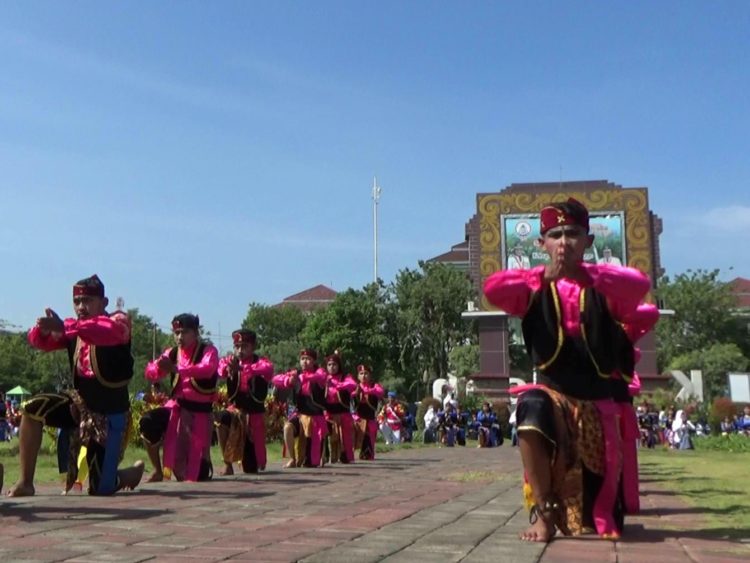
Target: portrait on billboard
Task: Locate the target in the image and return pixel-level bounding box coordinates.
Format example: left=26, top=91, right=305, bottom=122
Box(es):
left=501, top=212, right=626, bottom=269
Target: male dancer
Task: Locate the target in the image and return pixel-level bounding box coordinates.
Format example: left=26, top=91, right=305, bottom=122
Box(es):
left=483, top=198, right=651, bottom=541
left=354, top=365, right=384, bottom=460
left=324, top=352, right=357, bottom=463
left=142, top=314, right=218, bottom=482
left=8, top=275, right=144, bottom=496
left=216, top=329, right=274, bottom=474
left=273, top=349, right=327, bottom=467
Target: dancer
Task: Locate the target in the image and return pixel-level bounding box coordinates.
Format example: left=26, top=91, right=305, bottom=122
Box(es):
left=8, top=275, right=144, bottom=496
left=273, top=349, right=327, bottom=467
left=353, top=365, right=384, bottom=460
left=324, top=352, right=357, bottom=463
left=484, top=198, right=651, bottom=541
left=143, top=313, right=218, bottom=482
left=216, top=329, right=274, bottom=474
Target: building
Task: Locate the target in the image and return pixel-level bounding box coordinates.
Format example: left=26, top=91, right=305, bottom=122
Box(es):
left=276, top=284, right=337, bottom=312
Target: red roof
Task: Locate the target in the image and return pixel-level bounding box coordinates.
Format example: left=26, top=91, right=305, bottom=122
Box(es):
left=277, top=284, right=337, bottom=312
left=427, top=240, right=469, bottom=264
left=729, top=277, right=750, bottom=308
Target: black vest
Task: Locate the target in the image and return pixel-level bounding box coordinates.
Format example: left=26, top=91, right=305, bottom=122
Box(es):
left=521, top=283, right=635, bottom=401
left=356, top=390, right=379, bottom=420
left=296, top=372, right=327, bottom=416
left=226, top=354, right=268, bottom=414
left=167, top=343, right=218, bottom=413
left=326, top=377, right=353, bottom=414
left=66, top=338, right=133, bottom=415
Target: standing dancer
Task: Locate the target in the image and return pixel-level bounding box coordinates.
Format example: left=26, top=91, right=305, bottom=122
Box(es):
left=483, top=198, right=651, bottom=542
left=324, top=352, right=357, bottom=463
left=8, top=275, right=143, bottom=497
left=143, top=314, right=218, bottom=482
left=216, top=329, right=274, bottom=474
left=354, top=365, right=384, bottom=460
left=273, top=349, right=327, bottom=468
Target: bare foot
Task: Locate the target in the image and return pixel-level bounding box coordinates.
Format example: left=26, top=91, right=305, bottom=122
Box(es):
left=7, top=480, right=35, bottom=497
left=118, top=460, right=145, bottom=491
left=519, top=517, right=556, bottom=542
left=220, top=463, right=234, bottom=476
left=283, top=459, right=297, bottom=469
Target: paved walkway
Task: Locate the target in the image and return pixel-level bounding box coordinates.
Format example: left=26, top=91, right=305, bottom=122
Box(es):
left=1, top=447, right=747, bottom=562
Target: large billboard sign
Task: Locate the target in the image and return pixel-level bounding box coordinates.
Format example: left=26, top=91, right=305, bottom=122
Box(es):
left=502, top=212, right=626, bottom=270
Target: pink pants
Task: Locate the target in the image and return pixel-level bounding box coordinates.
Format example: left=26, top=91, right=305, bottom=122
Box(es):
left=247, top=412, right=267, bottom=470
left=163, top=406, right=211, bottom=482
left=592, top=400, right=624, bottom=537
left=618, top=402, right=640, bottom=514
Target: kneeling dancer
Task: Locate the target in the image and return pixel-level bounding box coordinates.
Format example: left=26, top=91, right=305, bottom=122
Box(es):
left=143, top=314, right=218, bottom=482
left=216, top=329, right=274, bottom=474
left=483, top=199, right=651, bottom=541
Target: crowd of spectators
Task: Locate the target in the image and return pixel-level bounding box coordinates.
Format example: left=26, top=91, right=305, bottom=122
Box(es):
left=0, top=398, right=21, bottom=442
left=422, top=400, right=505, bottom=448
left=636, top=402, right=750, bottom=450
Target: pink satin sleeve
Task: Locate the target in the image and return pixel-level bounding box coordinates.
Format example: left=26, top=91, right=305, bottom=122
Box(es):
left=369, top=383, right=385, bottom=400
left=217, top=355, right=233, bottom=378
left=582, top=263, right=651, bottom=320
left=621, top=303, right=659, bottom=343
left=338, top=375, right=358, bottom=394
left=249, top=357, right=274, bottom=382
left=483, top=266, right=545, bottom=316
left=177, top=344, right=219, bottom=380
left=272, top=372, right=293, bottom=389
left=628, top=371, right=642, bottom=396
left=145, top=349, right=171, bottom=382
left=28, top=326, right=67, bottom=351
left=63, top=312, right=131, bottom=346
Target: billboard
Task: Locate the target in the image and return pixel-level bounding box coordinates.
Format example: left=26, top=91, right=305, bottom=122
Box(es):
left=502, top=212, right=626, bottom=270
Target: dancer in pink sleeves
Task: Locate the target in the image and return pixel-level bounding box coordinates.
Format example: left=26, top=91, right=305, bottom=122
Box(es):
left=272, top=349, right=328, bottom=467
left=354, top=365, right=384, bottom=460
left=483, top=198, right=651, bottom=542
left=324, top=352, right=357, bottom=464
left=216, top=329, right=274, bottom=475
left=143, top=314, right=218, bottom=482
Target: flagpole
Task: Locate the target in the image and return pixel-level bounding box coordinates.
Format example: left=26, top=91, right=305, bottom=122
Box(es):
left=372, top=177, right=382, bottom=282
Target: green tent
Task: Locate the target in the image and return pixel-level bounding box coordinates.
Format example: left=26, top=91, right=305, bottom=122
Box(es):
left=5, top=385, right=32, bottom=397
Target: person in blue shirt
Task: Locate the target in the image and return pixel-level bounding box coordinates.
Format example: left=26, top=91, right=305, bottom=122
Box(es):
left=477, top=402, right=500, bottom=447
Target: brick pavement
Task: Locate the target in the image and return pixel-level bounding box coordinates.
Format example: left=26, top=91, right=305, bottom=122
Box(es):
left=1, top=446, right=747, bottom=562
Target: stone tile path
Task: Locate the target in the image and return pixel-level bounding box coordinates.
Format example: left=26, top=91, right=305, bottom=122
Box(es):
left=1, top=446, right=747, bottom=562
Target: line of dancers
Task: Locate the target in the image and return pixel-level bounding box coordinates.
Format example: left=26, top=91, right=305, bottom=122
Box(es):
left=4, top=275, right=387, bottom=497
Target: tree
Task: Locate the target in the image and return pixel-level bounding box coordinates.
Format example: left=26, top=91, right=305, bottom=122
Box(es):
left=301, top=283, right=391, bottom=377
left=127, top=308, right=172, bottom=393
left=448, top=344, right=479, bottom=379
left=241, top=303, right=309, bottom=347
left=656, top=269, right=748, bottom=371
left=669, top=343, right=749, bottom=403
left=389, top=261, right=476, bottom=399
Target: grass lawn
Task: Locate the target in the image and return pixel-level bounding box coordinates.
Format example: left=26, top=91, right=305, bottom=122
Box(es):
left=639, top=446, right=750, bottom=540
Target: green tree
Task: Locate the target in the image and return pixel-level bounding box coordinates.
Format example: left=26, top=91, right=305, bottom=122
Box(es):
left=656, top=269, right=748, bottom=370
left=127, top=308, right=172, bottom=393
left=301, top=283, right=391, bottom=377
left=669, top=342, right=750, bottom=403
left=241, top=302, right=309, bottom=346
left=389, top=261, right=476, bottom=399
left=448, top=344, right=479, bottom=379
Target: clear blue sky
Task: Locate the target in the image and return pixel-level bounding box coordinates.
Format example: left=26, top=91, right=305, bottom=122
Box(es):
left=1, top=2, right=748, bottom=350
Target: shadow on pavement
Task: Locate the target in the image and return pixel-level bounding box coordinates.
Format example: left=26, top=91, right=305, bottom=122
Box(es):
left=621, top=523, right=750, bottom=544
left=1, top=503, right=169, bottom=524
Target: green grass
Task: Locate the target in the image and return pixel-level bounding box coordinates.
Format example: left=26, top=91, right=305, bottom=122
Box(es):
left=639, top=447, right=750, bottom=540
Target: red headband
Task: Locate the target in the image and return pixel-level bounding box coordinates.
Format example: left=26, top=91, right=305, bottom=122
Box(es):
left=539, top=198, right=589, bottom=235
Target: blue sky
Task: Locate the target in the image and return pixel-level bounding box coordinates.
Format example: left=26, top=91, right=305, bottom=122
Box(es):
left=1, top=2, right=748, bottom=351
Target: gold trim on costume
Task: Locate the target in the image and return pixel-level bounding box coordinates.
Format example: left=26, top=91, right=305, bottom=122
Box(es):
left=578, top=291, right=609, bottom=379
left=536, top=284, right=564, bottom=370
left=89, top=343, right=130, bottom=389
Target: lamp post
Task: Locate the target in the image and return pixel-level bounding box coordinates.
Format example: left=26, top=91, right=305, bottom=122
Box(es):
left=372, top=177, right=382, bottom=282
